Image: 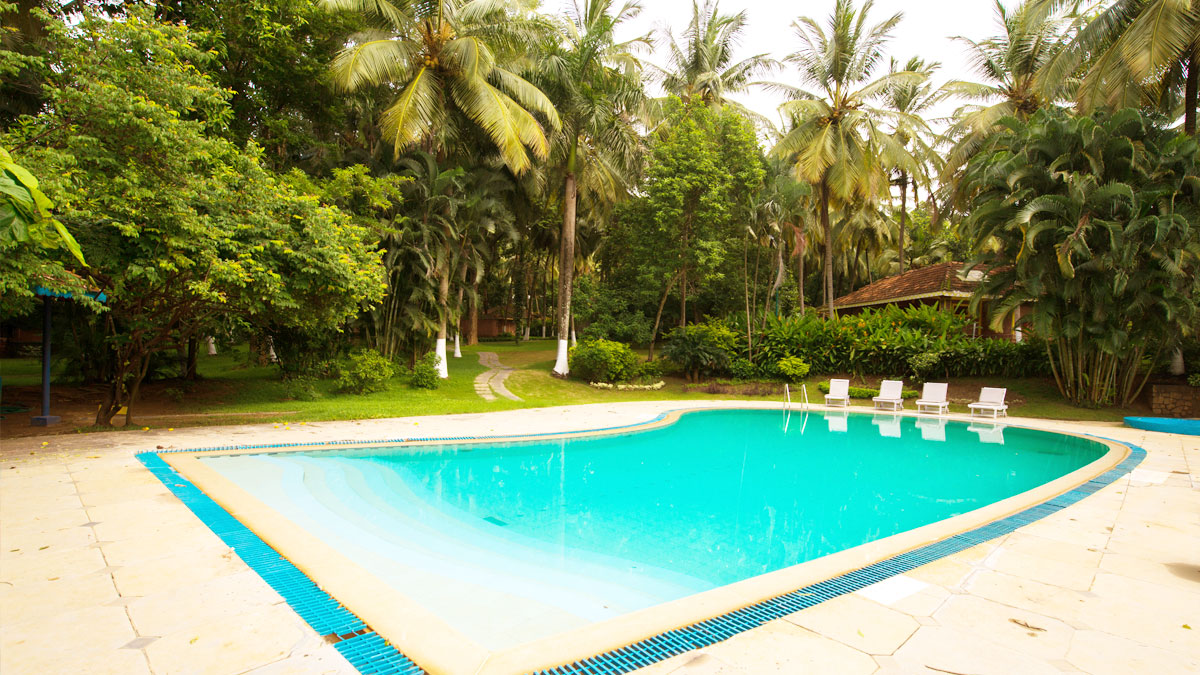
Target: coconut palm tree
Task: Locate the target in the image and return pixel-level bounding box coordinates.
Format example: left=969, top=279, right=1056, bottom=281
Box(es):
left=770, top=0, right=925, bottom=316
left=1035, top=0, right=1200, bottom=135
left=940, top=0, right=1076, bottom=178
left=535, top=0, right=648, bottom=376
left=880, top=56, right=944, bottom=274
left=650, top=0, right=776, bottom=123
left=321, top=0, right=561, bottom=174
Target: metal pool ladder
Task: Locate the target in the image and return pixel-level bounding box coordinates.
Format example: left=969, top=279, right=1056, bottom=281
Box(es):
left=783, top=384, right=810, bottom=411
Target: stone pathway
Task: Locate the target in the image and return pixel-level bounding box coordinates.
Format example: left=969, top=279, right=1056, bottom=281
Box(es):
left=472, top=352, right=521, bottom=402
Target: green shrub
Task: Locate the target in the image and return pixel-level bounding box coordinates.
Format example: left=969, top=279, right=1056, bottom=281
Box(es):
left=817, top=381, right=919, bottom=399
left=908, top=351, right=942, bottom=382
left=775, top=356, right=811, bottom=383
left=1189, top=373, right=1200, bottom=387
left=753, top=305, right=1048, bottom=378
left=409, top=352, right=440, bottom=389
left=664, top=322, right=739, bottom=382
left=635, top=358, right=665, bottom=380
left=570, top=339, right=640, bottom=383
left=728, top=358, right=760, bottom=380
left=283, top=375, right=321, bottom=401
left=336, top=349, right=396, bottom=394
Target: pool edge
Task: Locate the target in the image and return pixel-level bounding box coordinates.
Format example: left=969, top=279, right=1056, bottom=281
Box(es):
left=137, top=406, right=1143, bottom=675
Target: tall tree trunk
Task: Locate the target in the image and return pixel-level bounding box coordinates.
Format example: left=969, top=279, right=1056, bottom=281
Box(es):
left=795, top=227, right=806, bottom=314
left=743, top=233, right=753, bottom=360
left=648, top=270, right=683, bottom=361
left=468, top=279, right=480, bottom=345
left=898, top=170, right=907, bottom=274
left=1187, top=50, right=1198, bottom=136
left=820, top=178, right=835, bottom=317
left=553, top=150, right=577, bottom=376
left=679, top=216, right=690, bottom=328
left=769, top=231, right=786, bottom=317
left=185, top=336, right=198, bottom=380
left=435, top=263, right=450, bottom=379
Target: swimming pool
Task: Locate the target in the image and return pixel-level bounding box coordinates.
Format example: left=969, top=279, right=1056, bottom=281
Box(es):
left=162, top=408, right=1126, bottom=674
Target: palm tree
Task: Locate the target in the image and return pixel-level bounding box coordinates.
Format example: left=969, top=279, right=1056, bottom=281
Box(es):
left=1036, top=0, right=1200, bottom=135
left=651, top=0, right=776, bottom=122
left=770, top=0, right=925, bottom=316
left=941, top=1, right=1075, bottom=177
left=321, top=0, right=561, bottom=174
left=397, top=151, right=466, bottom=377
left=537, top=0, right=648, bottom=376
left=880, top=56, right=944, bottom=274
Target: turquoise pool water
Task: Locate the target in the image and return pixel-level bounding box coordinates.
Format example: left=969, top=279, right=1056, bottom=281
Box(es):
left=201, top=409, right=1106, bottom=649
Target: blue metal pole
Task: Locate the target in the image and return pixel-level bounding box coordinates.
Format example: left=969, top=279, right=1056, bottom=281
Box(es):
left=31, top=295, right=60, bottom=426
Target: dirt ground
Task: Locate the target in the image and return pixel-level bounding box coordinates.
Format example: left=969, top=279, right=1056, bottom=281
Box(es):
left=0, top=378, right=281, bottom=439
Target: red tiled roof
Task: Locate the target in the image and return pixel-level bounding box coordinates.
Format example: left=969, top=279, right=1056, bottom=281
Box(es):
left=832, top=262, right=983, bottom=309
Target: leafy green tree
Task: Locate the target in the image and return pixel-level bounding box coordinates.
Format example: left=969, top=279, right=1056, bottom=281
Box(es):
left=643, top=100, right=763, bottom=354
left=321, top=0, right=560, bottom=174
left=771, top=0, right=924, bottom=315
left=156, top=0, right=366, bottom=170
left=6, top=12, right=385, bottom=424
left=0, top=146, right=90, bottom=315
left=962, top=108, right=1200, bottom=406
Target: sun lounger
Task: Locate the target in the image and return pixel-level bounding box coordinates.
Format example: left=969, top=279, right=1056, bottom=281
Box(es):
left=872, top=379, right=905, bottom=411
left=915, top=382, right=949, bottom=414
left=825, top=379, right=850, bottom=407
left=968, top=387, right=1008, bottom=418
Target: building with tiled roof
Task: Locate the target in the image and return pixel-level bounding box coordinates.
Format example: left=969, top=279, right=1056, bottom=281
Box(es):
left=832, top=262, right=1025, bottom=341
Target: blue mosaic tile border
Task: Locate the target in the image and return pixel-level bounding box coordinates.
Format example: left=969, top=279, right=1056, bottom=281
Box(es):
left=137, top=420, right=1144, bottom=675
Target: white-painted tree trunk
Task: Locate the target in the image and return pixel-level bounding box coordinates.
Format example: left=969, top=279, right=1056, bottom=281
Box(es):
left=453, top=334, right=461, bottom=358
left=266, top=336, right=277, bottom=363
left=206, top=336, right=217, bottom=355
left=435, top=338, right=449, bottom=379
left=570, top=329, right=576, bottom=348
left=552, top=339, right=570, bottom=376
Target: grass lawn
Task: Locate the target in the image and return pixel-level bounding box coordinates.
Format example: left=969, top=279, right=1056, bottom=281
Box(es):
left=0, top=340, right=1144, bottom=435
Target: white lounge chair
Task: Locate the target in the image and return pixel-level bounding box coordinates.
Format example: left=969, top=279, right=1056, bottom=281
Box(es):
left=872, top=379, right=905, bottom=411
left=872, top=413, right=902, bottom=438
left=825, top=379, right=850, bottom=407
left=969, top=387, right=1008, bottom=418
left=916, top=416, right=947, bottom=442
left=915, top=382, right=950, bottom=414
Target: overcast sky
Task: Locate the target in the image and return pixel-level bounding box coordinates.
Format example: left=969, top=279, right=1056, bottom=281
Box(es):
left=605, top=0, right=1012, bottom=131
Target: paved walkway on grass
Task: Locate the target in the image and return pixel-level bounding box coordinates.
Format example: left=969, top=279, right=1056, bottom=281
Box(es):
left=0, top=403, right=1196, bottom=675
left=472, top=351, right=521, bottom=402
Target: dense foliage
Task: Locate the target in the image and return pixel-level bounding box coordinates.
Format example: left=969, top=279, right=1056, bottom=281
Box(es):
left=964, top=108, right=1200, bottom=405
left=3, top=0, right=1198, bottom=417
left=3, top=13, right=384, bottom=423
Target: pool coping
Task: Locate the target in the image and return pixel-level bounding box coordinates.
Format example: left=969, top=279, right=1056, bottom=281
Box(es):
left=138, top=406, right=1142, bottom=675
